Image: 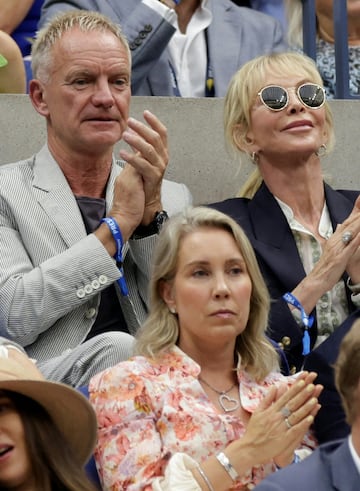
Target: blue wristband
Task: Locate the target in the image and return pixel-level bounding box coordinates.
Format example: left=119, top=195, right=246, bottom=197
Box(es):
left=282, top=292, right=314, bottom=355
left=101, top=217, right=129, bottom=296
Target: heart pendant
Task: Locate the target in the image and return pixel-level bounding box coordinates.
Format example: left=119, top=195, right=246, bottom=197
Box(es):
left=219, top=394, right=240, bottom=413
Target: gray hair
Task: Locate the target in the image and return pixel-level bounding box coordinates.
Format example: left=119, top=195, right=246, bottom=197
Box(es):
left=31, top=10, right=131, bottom=82
left=134, top=206, right=279, bottom=382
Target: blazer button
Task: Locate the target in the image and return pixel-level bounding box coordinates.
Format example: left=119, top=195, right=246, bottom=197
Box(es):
left=281, top=336, right=291, bottom=347
left=278, top=342, right=284, bottom=350
left=91, top=279, right=100, bottom=290
left=289, top=365, right=297, bottom=375
left=98, top=275, right=108, bottom=285
left=84, top=284, right=93, bottom=294
left=76, top=288, right=85, bottom=299
left=143, top=24, right=152, bottom=32
left=129, top=42, right=137, bottom=50
left=85, top=308, right=97, bottom=319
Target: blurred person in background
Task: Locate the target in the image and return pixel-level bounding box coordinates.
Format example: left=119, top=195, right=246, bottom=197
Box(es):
left=0, top=337, right=98, bottom=491
left=284, top=0, right=360, bottom=98
left=39, top=0, right=287, bottom=97
left=0, top=30, right=26, bottom=92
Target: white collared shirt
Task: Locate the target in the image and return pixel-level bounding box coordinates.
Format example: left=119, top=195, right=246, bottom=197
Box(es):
left=143, top=0, right=212, bottom=97
left=276, top=197, right=360, bottom=347
left=348, top=435, right=360, bottom=474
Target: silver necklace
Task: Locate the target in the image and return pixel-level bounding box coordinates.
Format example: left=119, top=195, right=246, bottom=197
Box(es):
left=199, top=377, right=240, bottom=413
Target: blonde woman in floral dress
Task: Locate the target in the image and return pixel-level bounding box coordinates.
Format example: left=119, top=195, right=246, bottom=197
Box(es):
left=90, top=207, right=322, bottom=491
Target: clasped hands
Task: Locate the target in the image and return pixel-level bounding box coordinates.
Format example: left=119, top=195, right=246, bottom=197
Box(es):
left=313, top=195, right=360, bottom=290
left=227, top=371, right=322, bottom=473
left=109, top=110, right=168, bottom=241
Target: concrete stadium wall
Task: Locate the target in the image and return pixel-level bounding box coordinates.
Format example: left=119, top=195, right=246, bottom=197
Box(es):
left=1, top=95, right=359, bottom=204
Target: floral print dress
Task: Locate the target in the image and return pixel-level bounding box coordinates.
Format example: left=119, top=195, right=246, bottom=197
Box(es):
left=89, top=347, right=316, bottom=491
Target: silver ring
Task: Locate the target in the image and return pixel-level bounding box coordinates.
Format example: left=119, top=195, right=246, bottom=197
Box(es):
left=342, top=231, right=353, bottom=246
left=280, top=406, right=291, bottom=418
left=285, top=417, right=292, bottom=429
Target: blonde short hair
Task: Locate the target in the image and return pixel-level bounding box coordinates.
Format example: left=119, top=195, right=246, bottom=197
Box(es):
left=31, top=10, right=131, bottom=82
left=223, top=52, right=335, bottom=197
left=134, top=206, right=279, bottom=382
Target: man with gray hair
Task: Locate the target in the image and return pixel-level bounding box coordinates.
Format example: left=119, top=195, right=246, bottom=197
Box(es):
left=0, top=10, right=191, bottom=387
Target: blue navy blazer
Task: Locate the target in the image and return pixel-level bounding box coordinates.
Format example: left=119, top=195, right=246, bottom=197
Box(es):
left=210, top=182, right=360, bottom=372
left=253, top=439, right=360, bottom=491
left=304, top=309, right=360, bottom=444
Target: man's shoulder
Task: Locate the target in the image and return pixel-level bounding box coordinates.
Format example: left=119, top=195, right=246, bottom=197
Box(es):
left=255, top=440, right=347, bottom=491
left=212, top=1, right=281, bottom=27
left=0, top=156, right=35, bottom=180
left=161, top=178, right=192, bottom=214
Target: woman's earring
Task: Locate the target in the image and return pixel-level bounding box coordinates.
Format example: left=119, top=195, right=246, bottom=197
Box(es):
left=315, top=143, right=327, bottom=157
left=250, top=151, right=259, bottom=164
left=170, top=307, right=177, bottom=314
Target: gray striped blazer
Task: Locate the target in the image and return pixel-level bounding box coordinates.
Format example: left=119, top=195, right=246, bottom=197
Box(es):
left=0, top=145, right=192, bottom=361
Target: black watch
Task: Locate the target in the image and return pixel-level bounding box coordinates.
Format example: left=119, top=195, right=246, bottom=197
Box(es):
left=132, top=210, right=169, bottom=239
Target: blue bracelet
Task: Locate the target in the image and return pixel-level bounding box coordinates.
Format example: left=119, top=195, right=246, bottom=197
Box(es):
left=282, top=292, right=314, bottom=355
left=101, top=217, right=129, bottom=296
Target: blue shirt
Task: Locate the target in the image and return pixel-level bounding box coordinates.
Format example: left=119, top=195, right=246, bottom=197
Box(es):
left=11, top=0, right=44, bottom=57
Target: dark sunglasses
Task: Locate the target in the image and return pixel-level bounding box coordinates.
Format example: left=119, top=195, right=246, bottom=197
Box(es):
left=257, top=83, right=326, bottom=111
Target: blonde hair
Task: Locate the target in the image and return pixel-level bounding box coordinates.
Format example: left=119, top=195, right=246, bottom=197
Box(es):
left=334, top=318, right=360, bottom=425
left=223, top=51, right=335, bottom=198
left=284, top=0, right=306, bottom=48
left=31, top=10, right=131, bottom=82
left=134, top=206, right=279, bottom=382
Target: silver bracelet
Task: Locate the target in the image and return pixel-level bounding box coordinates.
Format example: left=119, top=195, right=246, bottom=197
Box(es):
left=215, top=452, right=239, bottom=482
left=196, top=463, right=215, bottom=491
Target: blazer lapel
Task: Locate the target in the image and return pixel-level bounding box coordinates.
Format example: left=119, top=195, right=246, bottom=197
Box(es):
left=248, top=183, right=306, bottom=290
left=32, top=145, right=87, bottom=247
left=328, top=440, right=360, bottom=491
left=324, top=183, right=356, bottom=227
left=207, top=0, right=240, bottom=97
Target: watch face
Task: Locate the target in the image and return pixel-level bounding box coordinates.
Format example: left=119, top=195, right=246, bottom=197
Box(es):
left=155, top=211, right=169, bottom=230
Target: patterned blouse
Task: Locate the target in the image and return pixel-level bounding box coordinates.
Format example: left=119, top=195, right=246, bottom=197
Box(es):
left=311, top=39, right=360, bottom=99
left=89, top=347, right=316, bottom=490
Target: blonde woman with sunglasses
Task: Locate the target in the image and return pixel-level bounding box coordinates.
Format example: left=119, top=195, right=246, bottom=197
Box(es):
left=209, top=51, right=360, bottom=438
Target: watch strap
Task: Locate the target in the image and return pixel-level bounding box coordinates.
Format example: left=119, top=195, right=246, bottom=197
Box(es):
left=132, top=210, right=169, bottom=239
